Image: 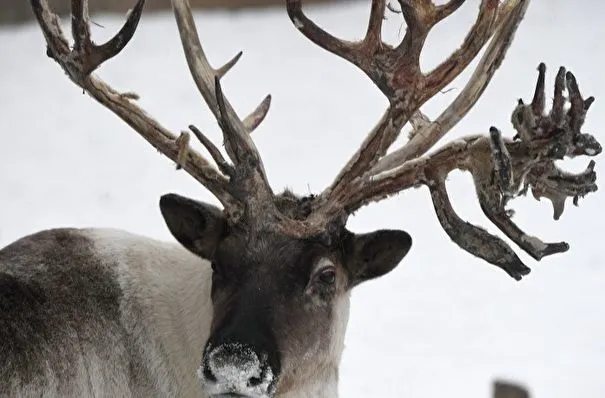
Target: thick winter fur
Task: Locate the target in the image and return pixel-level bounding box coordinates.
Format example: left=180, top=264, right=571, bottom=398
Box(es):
left=0, top=228, right=346, bottom=397
left=0, top=192, right=412, bottom=397
left=0, top=228, right=210, bottom=397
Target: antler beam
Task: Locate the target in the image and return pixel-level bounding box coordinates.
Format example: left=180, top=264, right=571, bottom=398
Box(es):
left=30, top=0, right=283, bottom=225
left=327, top=65, right=600, bottom=278
left=286, top=0, right=527, bottom=218
left=284, top=0, right=601, bottom=278
left=30, top=0, right=243, bottom=205
left=30, top=0, right=235, bottom=204
left=287, top=0, right=512, bottom=208
left=373, top=0, right=530, bottom=171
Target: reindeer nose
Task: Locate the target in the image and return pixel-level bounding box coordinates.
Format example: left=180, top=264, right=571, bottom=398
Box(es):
left=200, top=343, right=274, bottom=395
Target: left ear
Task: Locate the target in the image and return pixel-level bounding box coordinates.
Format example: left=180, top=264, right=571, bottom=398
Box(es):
left=159, top=193, right=228, bottom=261
left=344, top=229, right=412, bottom=287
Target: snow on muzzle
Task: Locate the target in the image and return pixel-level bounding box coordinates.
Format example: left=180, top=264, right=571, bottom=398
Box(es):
left=198, top=342, right=277, bottom=397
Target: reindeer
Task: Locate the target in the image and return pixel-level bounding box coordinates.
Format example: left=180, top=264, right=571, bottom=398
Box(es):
left=1, top=0, right=600, bottom=396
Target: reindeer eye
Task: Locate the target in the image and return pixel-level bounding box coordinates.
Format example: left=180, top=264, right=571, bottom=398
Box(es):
left=318, top=268, right=336, bottom=285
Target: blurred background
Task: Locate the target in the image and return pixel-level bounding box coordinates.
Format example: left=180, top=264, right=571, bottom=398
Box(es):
left=0, top=0, right=339, bottom=24
left=0, top=1, right=603, bottom=397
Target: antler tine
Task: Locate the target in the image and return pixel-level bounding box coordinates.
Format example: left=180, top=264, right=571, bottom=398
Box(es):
left=372, top=0, right=529, bottom=172
left=70, top=0, right=91, bottom=54
left=30, top=0, right=69, bottom=56
left=289, top=0, right=522, bottom=220
left=29, top=0, right=239, bottom=211
left=365, top=0, right=386, bottom=49
left=566, top=71, right=590, bottom=134
left=172, top=0, right=284, bottom=223
left=189, top=125, right=235, bottom=178
left=285, top=0, right=361, bottom=66
left=530, top=62, right=547, bottom=116
left=71, top=0, right=146, bottom=75
left=215, top=93, right=272, bottom=166
left=171, top=0, right=270, bottom=171
left=216, top=51, right=243, bottom=79
left=422, top=0, right=499, bottom=99
left=435, top=0, right=466, bottom=20
left=32, top=0, right=145, bottom=77
left=551, top=66, right=566, bottom=125
left=395, top=0, right=468, bottom=72
left=428, top=174, right=531, bottom=281
left=306, top=0, right=527, bottom=222
left=244, top=94, right=272, bottom=133
left=378, top=0, right=500, bottom=109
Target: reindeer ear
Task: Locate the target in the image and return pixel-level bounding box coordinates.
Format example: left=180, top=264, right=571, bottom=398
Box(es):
left=344, top=229, right=412, bottom=287
left=159, top=193, right=228, bottom=260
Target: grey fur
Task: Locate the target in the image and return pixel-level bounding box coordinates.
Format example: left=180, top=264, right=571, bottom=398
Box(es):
left=0, top=228, right=210, bottom=397
left=0, top=229, right=126, bottom=396
left=0, top=217, right=411, bottom=397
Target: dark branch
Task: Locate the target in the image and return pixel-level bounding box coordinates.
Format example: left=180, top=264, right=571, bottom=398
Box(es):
left=285, top=0, right=358, bottom=62
left=428, top=176, right=531, bottom=281
left=214, top=75, right=248, bottom=165
left=175, top=131, right=190, bottom=170
left=476, top=188, right=569, bottom=261
left=528, top=160, right=597, bottom=220
left=29, top=0, right=239, bottom=209
left=489, top=126, right=514, bottom=199
left=365, top=0, right=386, bottom=48
left=92, top=0, right=146, bottom=73
left=551, top=66, right=566, bottom=126
left=530, top=62, right=546, bottom=116
left=424, top=0, right=499, bottom=98
left=189, top=124, right=235, bottom=177
left=566, top=71, right=587, bottom=133
left=328, top=63, right=600, bottom=279
left=216, top=51, right=243, bottom=79
left=435, top=0, right=466, bottom=22
left=70, top=0, right=90, bottom=54
left=243, top=94, right=272, bottom=133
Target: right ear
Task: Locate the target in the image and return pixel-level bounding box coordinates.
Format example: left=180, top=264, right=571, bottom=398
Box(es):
left=159, top=193, right=228, bottom=260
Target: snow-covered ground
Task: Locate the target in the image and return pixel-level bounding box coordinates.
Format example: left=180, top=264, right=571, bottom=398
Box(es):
left=1, top=1, right=603, bottom=397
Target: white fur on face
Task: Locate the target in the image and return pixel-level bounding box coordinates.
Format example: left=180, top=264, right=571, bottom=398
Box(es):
left=275, top=256, right=351, bottom=398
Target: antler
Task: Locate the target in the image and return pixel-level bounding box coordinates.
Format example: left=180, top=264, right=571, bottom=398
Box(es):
left=287, top=0, right=528, bottom=219
left=171, top=0, right=279, bottom=224
left=30, top=0, right=282, bottom=226
left=287, top=1, right=601, bottom=278
left=31, top=0, right=600, bottom=278
left=287, top=0, right=499, bottom=201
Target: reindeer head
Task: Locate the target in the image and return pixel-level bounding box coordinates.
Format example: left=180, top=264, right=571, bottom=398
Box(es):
left=30, top=0, right=600, bottom=396
left=159, top=192, right=411, bottom=395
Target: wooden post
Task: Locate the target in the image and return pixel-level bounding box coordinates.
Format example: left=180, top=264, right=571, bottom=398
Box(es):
left=493, top=380, right=530, bottom=398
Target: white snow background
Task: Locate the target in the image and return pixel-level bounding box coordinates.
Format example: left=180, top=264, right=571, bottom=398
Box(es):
left=0, top=0, right=603, bottom=397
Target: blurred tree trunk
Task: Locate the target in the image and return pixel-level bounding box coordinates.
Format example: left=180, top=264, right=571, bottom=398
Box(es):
left=0, top=0, right=338, bottom=25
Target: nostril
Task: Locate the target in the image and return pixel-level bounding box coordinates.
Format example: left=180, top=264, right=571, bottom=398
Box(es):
left=247, top=362, right=270, bottom=388
left=248, top=376, right=262, bottom=387
left=202, top=363, right=217, bottom=383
